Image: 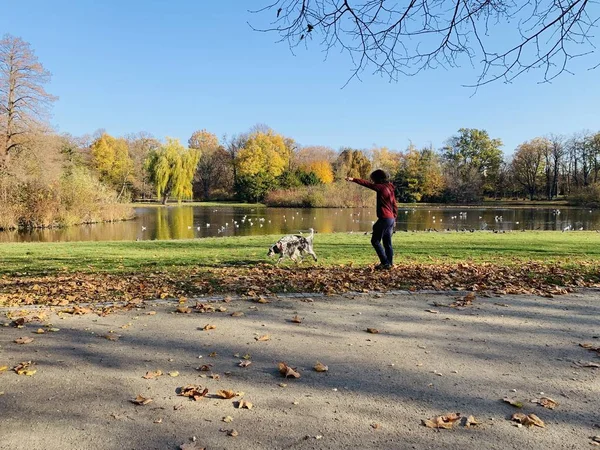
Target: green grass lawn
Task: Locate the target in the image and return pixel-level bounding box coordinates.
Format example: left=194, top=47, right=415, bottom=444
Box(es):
left=1, top=231, right=599, bottom=275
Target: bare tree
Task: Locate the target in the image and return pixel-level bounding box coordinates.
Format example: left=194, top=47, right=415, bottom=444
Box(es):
left=251, top=0, right=598, bottom=86
left=0, top=35, right=57, bottom=169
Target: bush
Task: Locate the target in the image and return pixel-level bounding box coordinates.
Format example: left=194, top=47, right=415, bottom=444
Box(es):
left=264, top=182, right=375, bottom=208
left=568, top=183, right=600, bottom=207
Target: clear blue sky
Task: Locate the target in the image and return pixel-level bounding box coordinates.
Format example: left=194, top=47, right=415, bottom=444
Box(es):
left=1, top=1, right=598, bottom=156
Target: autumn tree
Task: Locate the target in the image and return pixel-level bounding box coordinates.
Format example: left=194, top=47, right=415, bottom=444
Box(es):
left=395, top=145, right=444, bottom=202
left=145, top=138, right=200, bottom=204
left=90, top=133, right=134, bottom=200
left=188, top=129, right=231, bottom=199
left=512, top=138, right=547, bottom=200
left=334, top=148, right=371, bottom=180
left=0, top=34, right=56, bottom=170
left=371, top=147, right=401, bottom=177
left=253, top=1, right=598, bottom=86
left=126, top=132, right=160, bottom=199
left=236, top=130, right=291, bottom=201
left=293, top=145, right=336, bottom=169
left=304, top=160, right=334, bottom=183
left=443, top=128, right=503, bottom=199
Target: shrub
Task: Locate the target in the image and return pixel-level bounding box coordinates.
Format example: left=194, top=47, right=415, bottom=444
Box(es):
left=264, top=182, right=375, bottom=208
left=568, top=183, right=600, bottom=207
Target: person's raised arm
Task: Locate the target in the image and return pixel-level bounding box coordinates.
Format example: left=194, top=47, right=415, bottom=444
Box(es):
left=345, top=177, right=377, bottom=191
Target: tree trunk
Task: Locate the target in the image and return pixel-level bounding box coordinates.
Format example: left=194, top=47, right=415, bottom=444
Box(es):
left=161, top=194, right=168, bottom=205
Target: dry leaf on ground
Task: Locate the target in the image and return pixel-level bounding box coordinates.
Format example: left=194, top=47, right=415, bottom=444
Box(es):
left=371, top=423, right=381, bottom=430
left=237, top=400, right=253, bottom=409
left=131, top=394, right=153, bottom=405
left=425, top=309, right=439, bottom=314
left=142, top=370, right=163, bottom=379
left=532, top=397, right=558, bottom=409
left=197, top=364, right=212, bottom=371
left=228, top=429, right=239, bottom=437
left=366, top=328, right=379, bottom=334
left=14, top=337, right=34, bottom=344
left=503, top=397, right=524, bottom=408
left=222, top=416, right=233, bottom=423
left=176, top=306, right=192, bottom=314
left=314, top=362, right=329, bottom=372
left=203, top=324, right=216, bottom=331
left=465, top=415, right=482, bottom=428
left=511, top=413, right=545, bottom=428
left=290, top=315, right=302, bottom=323
left=422, top=413, right=462, bottom=429
left=239, top=360, right=252, bottom=368
left=230, top=311, right=244, bottom=317
left=256, top=297, right=269, bottom=304
left=0, top=366, right=8, bottom=373
left=278, top=362, right=301, bottom=378
left=104, top=333, right=120, bottom=341
left=178, top=385, right=209, bottom=401
left=255, top=334, right=270, bottom=341
left=208, top=352, right=217, bottom=357
left=13, top=361, right=36, bottom=376
left=216, top=390, right=237, bottom=399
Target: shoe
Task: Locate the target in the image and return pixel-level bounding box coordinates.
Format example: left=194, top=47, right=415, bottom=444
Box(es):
left=375, top=263, right=392, bottom=270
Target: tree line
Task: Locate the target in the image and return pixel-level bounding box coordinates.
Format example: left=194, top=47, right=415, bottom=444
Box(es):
left=2, top=34, right=600, bottom=229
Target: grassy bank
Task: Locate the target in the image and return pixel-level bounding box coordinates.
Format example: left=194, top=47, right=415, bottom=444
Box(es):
left=2, top=231, right=600, bottom=275
left=129, top=201, right=264, bottom=208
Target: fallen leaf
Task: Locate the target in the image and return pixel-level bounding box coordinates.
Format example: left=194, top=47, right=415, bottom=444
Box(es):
left=532, top=397, right=558, bottom=410
left=222, top=416, right=233, bottom=423
left=35, top=328, right=45, bottom=334
left=371, top=423, right=381, bottom=430
left=168, top=371, right=180, bottom=377
left=48, top=327, right=60, bottom=332
left=208, top=352, right=217, bottom=357
left=216, top=390, right=237, bottom=399
left=14, top=337, right=34, bottom=344
left=422, top=413, right=461, bottom=429
left=104, top=333, right=120, bottom=341
left=574, top=361, right=600, bottom=368
left=0, top=366, right=8, bottom=373
left=179, top=385, right=209, bottom=401
left=179, top=443, right=205, bottom=450
left=511, top=413, right=545, bottom=428
left=153, top=418, right=162, bottom=424
left=237, top=400, right=253, bottom=409
left=290, top=315, right=302, bottom=323
left=228, top=429, right=239, bottom=437
left=238, top=360, right=252, bottom=368
left=256, top=297, right=269, bottom=304
left=13, top=361, right=36, bottom=376
left=255, top=334, right=270, bottom=342
left=197, top=364, right=213, bottom=371
left=131, top=394, right=153, bottom=405
left=203, top=324, right=216, bottom=331
left=210, top=373, right=221, bottom=380
left=314, top=362, right=329, bottom=372
left=278, top=362, right=300, bottom=378
left=230, top=311, right=244, bottom=317
left=147, top=311, right=157, bottom=315
left=176, top=306, right=192, bottom=314
left=503, top=397, right=524, bottom=408
left=142, top=370, right=163, bottom=379
left=465, top=415, right=481, bottom=428
left=366, top=328, right=379, bottom=334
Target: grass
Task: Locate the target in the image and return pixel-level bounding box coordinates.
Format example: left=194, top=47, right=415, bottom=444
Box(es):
left=1, top=231, right=599, bottom=276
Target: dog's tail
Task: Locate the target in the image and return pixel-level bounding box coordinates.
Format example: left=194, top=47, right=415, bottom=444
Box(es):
left=308, top=228, right=315, bottom=241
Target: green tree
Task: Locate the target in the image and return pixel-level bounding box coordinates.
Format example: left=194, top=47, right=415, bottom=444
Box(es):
left=90, top=133, right=134, bottom=200
left=395, top=145, right=444, bottom=202
left=443, top=128, right=504, bottom=198
left=145, top=138, right=200, bottom=205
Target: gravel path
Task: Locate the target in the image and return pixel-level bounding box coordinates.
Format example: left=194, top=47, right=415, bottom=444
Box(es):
left=1, top=290, right=599, bottom=450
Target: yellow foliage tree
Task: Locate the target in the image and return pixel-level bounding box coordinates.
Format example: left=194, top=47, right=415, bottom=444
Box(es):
left=304, top=160, right=334, bottom=183
left=237, top=131, right=289, bottom=177
left=90, top=133, right=133, bottom=199
left=371, top=147, right=401, bottom=177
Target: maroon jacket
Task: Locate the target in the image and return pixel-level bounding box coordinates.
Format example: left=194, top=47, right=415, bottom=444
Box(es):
left=351, top=179, right=397, bottom=219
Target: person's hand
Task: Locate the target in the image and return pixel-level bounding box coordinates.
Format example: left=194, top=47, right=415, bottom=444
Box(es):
left=345, top=177, right=353, bottom=182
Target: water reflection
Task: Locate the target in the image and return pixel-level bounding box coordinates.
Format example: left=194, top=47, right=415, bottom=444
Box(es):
left=1, top=205, right=598, bottom=243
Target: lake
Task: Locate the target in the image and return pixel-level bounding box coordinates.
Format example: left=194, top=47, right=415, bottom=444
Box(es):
left=0, top=205, right=597, bottom=243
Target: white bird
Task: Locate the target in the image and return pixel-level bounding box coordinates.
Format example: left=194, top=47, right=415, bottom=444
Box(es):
left=206, top=223, right=210, bottom=227
left=141, top=226, right=147, bottom=231
left=196, top=226, right=201, bottom=231
left=187, top=226, right=192, bottom=230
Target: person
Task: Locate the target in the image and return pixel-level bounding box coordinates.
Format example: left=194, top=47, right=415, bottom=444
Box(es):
left=346, top=170, right=397, bottom=269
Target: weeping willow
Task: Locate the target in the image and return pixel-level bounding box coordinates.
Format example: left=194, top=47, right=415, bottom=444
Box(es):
left=146, top=138, right=200, bottom=204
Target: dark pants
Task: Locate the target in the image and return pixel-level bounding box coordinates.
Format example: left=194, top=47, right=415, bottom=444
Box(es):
left=372, top=218, right=395, bottom=265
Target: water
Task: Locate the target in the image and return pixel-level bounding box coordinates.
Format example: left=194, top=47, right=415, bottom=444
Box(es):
left=0, top=205, right=597, bottom=243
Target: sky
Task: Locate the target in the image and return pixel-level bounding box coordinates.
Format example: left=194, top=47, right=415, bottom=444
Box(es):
left=1, top=0, right=598, bottom=156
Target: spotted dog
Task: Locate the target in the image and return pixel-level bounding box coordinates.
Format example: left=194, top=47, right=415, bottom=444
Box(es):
left=267, top=228, right=318, bottom=265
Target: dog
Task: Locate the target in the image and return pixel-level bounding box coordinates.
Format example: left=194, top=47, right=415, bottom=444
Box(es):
left=267, top=228, right=318, bottom=265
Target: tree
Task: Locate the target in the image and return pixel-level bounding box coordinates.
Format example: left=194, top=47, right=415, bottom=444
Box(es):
left=334, top=148, right=371, bottom=179
left=146, top=138, right=200, bottom=204
left=395, top=145, right=444, bottom=202
left=188, top=130, right=230, bottom=199
left=237, top=131, right=290, bottom=178
left=543, top=134, right=565, bottom=199
left=512, top=138, right=547, bottom=200
left=304, top=160, right=334, bottom=183
left=371, top=147, right=401, bottom=177
left=252, top=1, right=598, bottom=86
left=0, top=35, right=56, bottom=170
left=293, top=145, right=336, bottom=169
left=443, top=128, right=503, bottom=197
left=126, top=132, right=160, bottom=199
left=90, top=133, right=134, bottom=200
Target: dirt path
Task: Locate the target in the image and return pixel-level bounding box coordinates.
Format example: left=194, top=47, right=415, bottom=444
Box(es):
left=1, top=290, right=599, bottom=450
